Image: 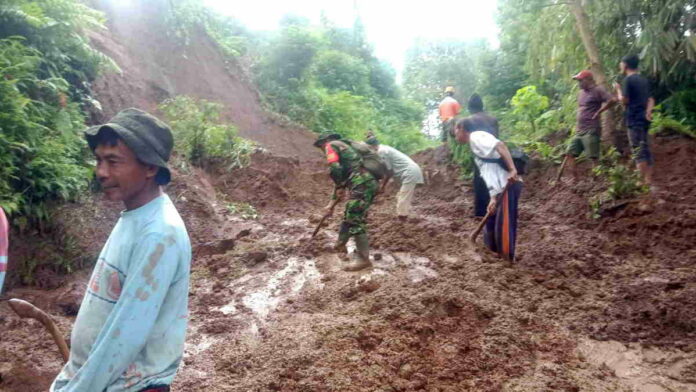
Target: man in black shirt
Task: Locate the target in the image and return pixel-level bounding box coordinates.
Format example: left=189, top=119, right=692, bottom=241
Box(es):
left=614, top=54, right=656, bottom=190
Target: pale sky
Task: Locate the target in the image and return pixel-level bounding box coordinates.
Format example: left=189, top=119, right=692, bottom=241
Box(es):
left=203, top=0, right=499, bottom=78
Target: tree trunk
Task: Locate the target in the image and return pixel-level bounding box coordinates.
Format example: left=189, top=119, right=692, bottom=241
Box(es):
left=569, top=0, right=628, bottom=155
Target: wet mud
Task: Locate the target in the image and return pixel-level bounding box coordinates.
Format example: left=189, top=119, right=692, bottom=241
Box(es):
left=1, top=136, right=696, bottom=391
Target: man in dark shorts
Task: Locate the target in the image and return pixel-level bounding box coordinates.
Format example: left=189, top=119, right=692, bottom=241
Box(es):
left=615, top=54, right=655, bottom=190
left=562, top=70, right=616, bottom=179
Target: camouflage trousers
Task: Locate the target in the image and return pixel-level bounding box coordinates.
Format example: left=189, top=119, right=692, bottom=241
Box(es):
left=338, top=173, right=378, bottom=243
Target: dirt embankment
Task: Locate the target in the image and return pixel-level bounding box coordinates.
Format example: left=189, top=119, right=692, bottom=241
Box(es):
left=87, top=0, right=317, bottom=157
left=2, top=135, right=696, bottom=391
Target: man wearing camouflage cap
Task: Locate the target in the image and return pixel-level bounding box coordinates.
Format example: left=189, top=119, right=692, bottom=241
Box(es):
left=314, top=131, right=378, bottom=271
left=51, top=108, right=191, bottom=392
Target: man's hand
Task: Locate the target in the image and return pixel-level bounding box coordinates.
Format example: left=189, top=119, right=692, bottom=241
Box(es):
left=646, top=111, right=653, bottom=122
left=487, top=198, right=497, bottom=215
left=613, top=82, right=622, bottom=93
left=591, top=111, right=600, bottom=120
left=507, top=169, right=519, bottom=183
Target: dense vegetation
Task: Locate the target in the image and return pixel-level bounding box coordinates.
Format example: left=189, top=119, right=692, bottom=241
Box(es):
left=250, top=18, right=432, bottom=154
left=2, top=0, right=694, bottom=224
left=0, top=0, right=115, bottom=224
left=402, top=0, right=695, bottom=196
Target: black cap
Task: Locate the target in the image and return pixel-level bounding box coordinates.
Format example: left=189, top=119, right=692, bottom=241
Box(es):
left=86, top=108, right=173, bottom=184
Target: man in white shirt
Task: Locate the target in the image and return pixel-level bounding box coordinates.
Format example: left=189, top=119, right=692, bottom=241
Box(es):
left=365, top=137, right=424, bottom=217
left=454, top=117, right=522, bottom=261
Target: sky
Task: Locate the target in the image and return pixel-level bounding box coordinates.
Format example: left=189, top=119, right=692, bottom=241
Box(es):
left=203, top=0, right=499, bottom=77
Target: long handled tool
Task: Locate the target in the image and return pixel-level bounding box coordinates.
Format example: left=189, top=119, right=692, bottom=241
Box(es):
left=8, top=298, right=70, bottom=362
left=469, top=182, right=512, bottom=244
left=311, top=198, right=340, bottom=238
left=555, top=155, right=569, bottom=183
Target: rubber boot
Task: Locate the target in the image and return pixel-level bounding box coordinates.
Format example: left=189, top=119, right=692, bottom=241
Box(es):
left=334, top=223, right=350, bottom=255
left=344, top=233, right=372, bottom=271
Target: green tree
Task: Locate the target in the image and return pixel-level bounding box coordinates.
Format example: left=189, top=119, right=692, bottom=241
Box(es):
left=510, top=85, right=549, bottom=137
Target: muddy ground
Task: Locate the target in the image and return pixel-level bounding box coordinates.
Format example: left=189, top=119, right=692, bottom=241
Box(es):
left=1, top=135, right=696, bottom=392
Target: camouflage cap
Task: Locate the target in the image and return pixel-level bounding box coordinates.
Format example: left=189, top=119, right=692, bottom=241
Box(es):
left=365, top=137, right=379, bottom=146
left=313, top=131, right=341, bottom=147
left=85, top=108, right=174, bottom=185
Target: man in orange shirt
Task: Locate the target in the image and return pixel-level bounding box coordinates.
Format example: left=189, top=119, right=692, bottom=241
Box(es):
left=438, top=86, right=461, bottom=142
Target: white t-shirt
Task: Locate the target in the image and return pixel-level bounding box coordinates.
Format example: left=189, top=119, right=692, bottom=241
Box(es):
left=469, top=131, right=512, bottom=197
left=377, top=145, right=424, bottom=184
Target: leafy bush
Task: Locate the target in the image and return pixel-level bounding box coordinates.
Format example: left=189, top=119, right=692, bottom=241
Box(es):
left=159, top=96, right=255, bottom=169
left=0, top=32, right=98, bottom=224
left=649, top=110, right=695, bottom=139
left=590, top=148, right=647, bottom=217
left=510, top=85, right=550, bottom=136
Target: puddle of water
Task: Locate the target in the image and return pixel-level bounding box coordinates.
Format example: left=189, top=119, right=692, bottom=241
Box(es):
left=579, top=338, right=696, bottom=392
left=218, top=257, right=323, bottom=319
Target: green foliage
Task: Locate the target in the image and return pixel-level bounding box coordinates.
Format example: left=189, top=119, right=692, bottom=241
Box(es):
left=226, top=202, right=258, bottom=220
left=251, top=17, right=431, bottom=155
left=167, top=0, right=250, bottom=58
left=0, top=0, right=114, bottom=224
left=312, top=50, right=371, bottom=95
left=649, top=110, right=696, bottom=139
left=402, top=39, right=487, bottom=109
left=159, top=96, right=255, bottom=169
left=659, top=89, right=696, bottom=128
left=591, top=148, right=647, bottom=208
left=510, top=86, right=550, bottom=136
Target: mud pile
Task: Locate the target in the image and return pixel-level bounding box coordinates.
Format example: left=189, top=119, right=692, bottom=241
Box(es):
left=1, top=134, right=696, bottom=391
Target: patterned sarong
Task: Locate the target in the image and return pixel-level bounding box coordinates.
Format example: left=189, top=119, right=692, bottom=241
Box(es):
left=483, top=182, right=523, bottom=261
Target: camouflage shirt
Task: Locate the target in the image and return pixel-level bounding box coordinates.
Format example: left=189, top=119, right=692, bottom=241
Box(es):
left=324, top=140, right=362, bottom=186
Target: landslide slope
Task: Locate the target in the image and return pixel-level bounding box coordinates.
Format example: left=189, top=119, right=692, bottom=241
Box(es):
left=87, top=0, right=316, bottom=157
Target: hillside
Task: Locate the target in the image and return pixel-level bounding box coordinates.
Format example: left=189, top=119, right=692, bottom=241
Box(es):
left=87, top=0, right=317, bottom=157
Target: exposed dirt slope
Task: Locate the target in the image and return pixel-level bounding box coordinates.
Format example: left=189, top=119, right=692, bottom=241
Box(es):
left=1, top=135, right=695, bottom=392
left=87, top=0, right=316, bottom=157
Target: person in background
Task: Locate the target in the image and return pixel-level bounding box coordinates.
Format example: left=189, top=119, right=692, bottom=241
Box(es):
left=0, top=207, right=8, bottom=295
left=438, top=86, right=461, bottom=143
left=614, top=54, right=656, bottom=192
left=561, top=70, right=616, bottom=179
left=365, top=137, right=424, bottom=218
left=466, top=94, right=500, bottom=217
left=455, top=118, right=522, bottom=262
left=51, top=108, right=191, bottom=392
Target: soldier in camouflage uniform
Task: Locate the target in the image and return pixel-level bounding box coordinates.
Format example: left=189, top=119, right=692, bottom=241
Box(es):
left=314, top=131, right=378, bottom=271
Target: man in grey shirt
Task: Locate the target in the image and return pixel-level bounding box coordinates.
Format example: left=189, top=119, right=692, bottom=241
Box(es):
left=366, top=137, right=424, bottom=218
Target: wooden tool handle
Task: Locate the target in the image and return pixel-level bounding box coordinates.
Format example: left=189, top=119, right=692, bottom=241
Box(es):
left=469, top=182, right=512, bottom=243
left=555, top=155, right=569, bottom=183
left=312, top=199, right=340, bottom=238
left=9, top=299, right=70, bottom=362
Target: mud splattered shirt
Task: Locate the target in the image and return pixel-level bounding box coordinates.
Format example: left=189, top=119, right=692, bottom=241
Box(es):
left=51, top=194, right=191, bottom=392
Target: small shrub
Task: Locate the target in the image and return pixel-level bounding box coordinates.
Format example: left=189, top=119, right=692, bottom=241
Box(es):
left=226, top=202, right=258, bottom=220
left=590, top=148, right=647, bottom=218
left=649, top=110, right=695, bottom=139
left=159, top=96, right=255, bottom=169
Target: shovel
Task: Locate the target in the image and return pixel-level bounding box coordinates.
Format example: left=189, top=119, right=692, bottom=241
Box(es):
left=8, top=298, right=70, bottom=362
left=311, top=198, right=340, bottom=238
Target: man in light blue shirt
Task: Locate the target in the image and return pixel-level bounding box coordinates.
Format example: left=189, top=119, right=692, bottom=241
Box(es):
left=51, top=109, right=191, bottom=392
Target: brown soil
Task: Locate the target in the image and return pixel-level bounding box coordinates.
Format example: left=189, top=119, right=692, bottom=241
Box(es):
left=2, top=135, right=696, bottom=391
left=87, top=0, right=317, bottom=158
